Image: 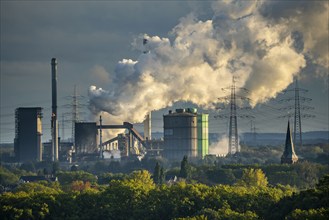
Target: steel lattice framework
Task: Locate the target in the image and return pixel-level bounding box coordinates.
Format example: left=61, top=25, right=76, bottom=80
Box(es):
left=294, top=79, right=302, bottom=149
left=278, top=77, right=315, bottom=149
left=216, top=77, right=253, bottom=155
left=71, top=85, right=79, bottom=143
left=228, top=77, right=239, bottom=154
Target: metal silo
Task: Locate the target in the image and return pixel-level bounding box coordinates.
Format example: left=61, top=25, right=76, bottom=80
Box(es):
left=197, top=113, right=209, bottom=159
left=163, top=109, right=197, bottom=161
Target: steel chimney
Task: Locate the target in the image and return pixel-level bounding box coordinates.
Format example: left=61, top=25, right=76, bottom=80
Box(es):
left=51, top=58, right=59, bottom=161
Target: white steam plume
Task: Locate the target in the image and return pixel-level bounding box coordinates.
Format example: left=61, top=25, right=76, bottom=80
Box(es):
left=209, top=135, right=229, bottom=156
left=89, top=0, right=326, bottom=125
left=259, top=0, right=329, bottom=69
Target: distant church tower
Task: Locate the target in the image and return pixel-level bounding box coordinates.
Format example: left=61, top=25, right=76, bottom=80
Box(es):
left=281, top=121, right=298, bottom=164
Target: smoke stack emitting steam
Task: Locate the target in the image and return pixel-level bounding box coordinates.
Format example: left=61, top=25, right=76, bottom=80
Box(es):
left=51, top=58, right=58, bottom=161
left=88, top=0, right=328, bottom=126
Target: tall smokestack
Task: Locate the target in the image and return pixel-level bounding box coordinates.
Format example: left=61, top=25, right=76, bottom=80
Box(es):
left=144, top=112, right=151, bottom=140
left=51, top=58, right=59, bottom=161
left=99, top=115, right=103, bottom=159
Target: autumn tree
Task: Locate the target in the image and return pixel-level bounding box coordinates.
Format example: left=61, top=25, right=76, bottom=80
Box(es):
left=236, top=168, right=268, bottom=187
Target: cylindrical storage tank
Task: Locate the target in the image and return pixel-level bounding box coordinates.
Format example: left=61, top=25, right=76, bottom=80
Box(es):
left=163, top=111, right=197, bottom=161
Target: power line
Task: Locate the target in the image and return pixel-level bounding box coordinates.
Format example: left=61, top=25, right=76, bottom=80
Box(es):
left=279, top=77, right=315, bottom=148
left=215, top=76, right=253, bottom=154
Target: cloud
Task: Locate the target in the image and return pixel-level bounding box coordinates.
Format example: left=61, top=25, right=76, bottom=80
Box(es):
left=259, top=0, right=329, bottom=69
left=90, top=65, right=111, bottom=84
left=89, top=0, right=310, bottom=125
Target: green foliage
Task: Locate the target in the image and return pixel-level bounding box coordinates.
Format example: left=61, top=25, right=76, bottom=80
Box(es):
left=196, top=202, right=259, bottom=220
left=267, top=174, right=329, bottom=220
left=0, top=174, right=320, bottom=220
left=174, top=215, right=208, bottom=220
left=0, top=166, right=19, bottom=185
left=180, top=156, right=191, bottom=179
left=144, top=181, right=211, bottom=219
left=236, top=168, right=268, bottom=187
left=97, top=172, right=126, bottom=185
left=317, top=174, right=329, bottom=193
left=293, top=161, right=320, bottom=189
left=160, top=167, right=166, bottom=184
left=57, top=170, right=97, bottom=185
left=4, top=166, right=35, bottom=178
left=267, top=170, right=299, bottom=186
left=14, top=181, right=61, bottom=194
left=125, top=170, right=155, bottom=190
left=0, top=191, right=57, bottom=220
left=153, top=162, right=166, bottom=185
left=153, top=162, right=161, bottom=184
left=0, top=164, right=328, bottom=220
left=205, top=167, right=236, bottom=185
left=287, top=208, right=329, bottom=220
left=20, top=162, right=36, bottom=173
left=70, top=165, right=78, bottom=171
left=166, top=167, right=180, bottom=178
left=98, top=170, right=155, bottom=219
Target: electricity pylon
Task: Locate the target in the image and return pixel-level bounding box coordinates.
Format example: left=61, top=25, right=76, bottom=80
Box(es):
left=63, top=85, right=85, bottom=143
left=216, top=77, right=254, bottom=155
left=279, top=77, right=315, bottom=148
left=250, top=120, right=257, bottom=145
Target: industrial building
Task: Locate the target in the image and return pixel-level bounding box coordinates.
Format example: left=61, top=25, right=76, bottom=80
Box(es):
left=75, top=122, right=97, bottom=154
left=42, top=141, right=74, bottom=162
left=98, top=122, right=146, bottom=159
left=144, top=112, right=151, bottom=140
left=197, top=113, right=209, bottom=159
left=163, top=108, right=209, bottom=161
left=14, top=107, right=43, bottom=162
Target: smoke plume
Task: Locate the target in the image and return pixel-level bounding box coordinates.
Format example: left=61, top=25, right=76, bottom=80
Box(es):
left=209, top=135, right=229, bottom=156
left=89, top=0, right=327, bottom=125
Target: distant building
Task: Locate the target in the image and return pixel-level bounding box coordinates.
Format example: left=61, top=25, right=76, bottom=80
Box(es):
left=75, top=122, right=97, bottom=154
left=117, top=133, right=129, bottom=157
left=42, top=141, right=74, bottom=162
left=163, top=109, right=198, bottom=160
left=163, top=108, right=209, bottom=161
left=19, top=176, right=57, bottom=183
left=197, top=113, right=209, bottom=159
left=281, top=121, right=298, bottom=164
left=14, top=107, right=43, bottom=162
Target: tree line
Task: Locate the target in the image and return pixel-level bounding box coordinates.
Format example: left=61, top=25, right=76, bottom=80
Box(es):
left=1, top=168, right=328, bottom=219
left=1, top=154, right=329, bottom=219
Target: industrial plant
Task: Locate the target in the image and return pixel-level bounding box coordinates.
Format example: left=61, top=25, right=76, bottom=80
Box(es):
left=14, top=107, right=43, bottom=162
left=6, top=57, right=317, bottom=165
left=163, top=108, right=208, bottom=160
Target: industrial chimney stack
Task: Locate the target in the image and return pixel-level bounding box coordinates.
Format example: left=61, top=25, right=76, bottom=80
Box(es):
left=144, top=112, right=152, bottom=140
left=51, top=58, right=59, bottom=161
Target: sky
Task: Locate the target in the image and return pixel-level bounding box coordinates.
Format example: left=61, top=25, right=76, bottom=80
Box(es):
left=1, top=0, right=328, bottom=144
